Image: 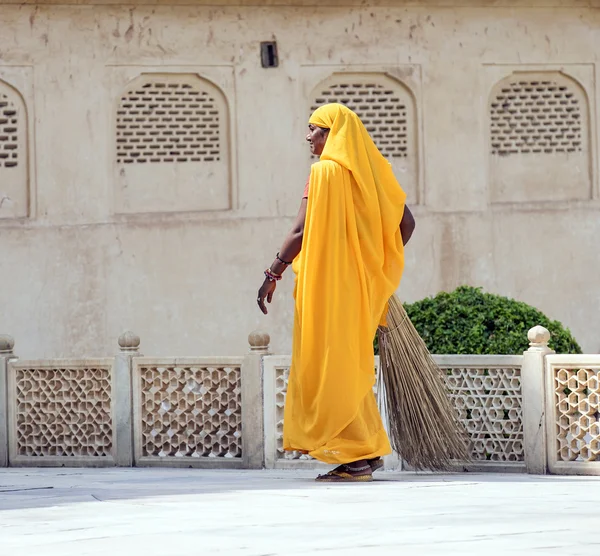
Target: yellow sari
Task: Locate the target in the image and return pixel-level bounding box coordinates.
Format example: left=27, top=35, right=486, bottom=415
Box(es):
left=283, top=103, right=407, bottom=464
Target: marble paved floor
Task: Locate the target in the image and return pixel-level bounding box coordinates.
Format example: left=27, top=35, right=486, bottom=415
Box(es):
left=1, top=468, right=599, bottom=555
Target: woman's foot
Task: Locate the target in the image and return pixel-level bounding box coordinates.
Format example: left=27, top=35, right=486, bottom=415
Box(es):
left=315, top=460, right=373, bottom=482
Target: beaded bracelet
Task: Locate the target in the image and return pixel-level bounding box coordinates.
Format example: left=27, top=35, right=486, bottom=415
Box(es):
left=264, top=268, right=282, bottom=282
left=276, top=252, right=293, bottom=266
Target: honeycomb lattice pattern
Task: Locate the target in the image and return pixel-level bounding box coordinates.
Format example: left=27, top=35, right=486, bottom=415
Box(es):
left=275, top=364, right=523, bottom=463
left=444, top=367, right=523, bottom=462
left=490, top=79, right=583, bottom=156
left=275, top=367, right=313, bottom=460
left=553, top=367, right=600, bottom=462
left=0, top=92, right=19, bottom=168
left=139, top=365, right=241, bottom=458
left=311, top=82, right=408, bottom=158
left=14, top=367, right=113, bottom=457
left=116, top=80, right=221, bottom=164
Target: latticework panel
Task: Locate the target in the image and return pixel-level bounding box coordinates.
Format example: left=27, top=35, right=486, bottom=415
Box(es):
left=13, top=366, right=113, bottom=457
left=274, top=364, right=379, bottom=462
left=311, top=80, right=409, bottom=159
left=444, top=367, right=523, bottom=462
left=275, top=366, right=313, bottom=461
left=272, top=362, right=523, bottom=464
left=490, top=78, right=583, bottom=156
left=0, top=91, right=19, bottom=168
left=139, top=364, right=241, bottom=458
left=116, top=79, right=222, bottom=164
left=553, top=367, right=600, bottom=462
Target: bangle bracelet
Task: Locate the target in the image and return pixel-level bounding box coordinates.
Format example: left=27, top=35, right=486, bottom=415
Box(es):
left=264, top=268, right=282, bottom=282
left=276, top=252, right=293, bottom=265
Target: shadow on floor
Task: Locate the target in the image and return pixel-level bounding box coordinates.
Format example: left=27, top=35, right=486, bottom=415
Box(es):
left=1, top=467, right=598, bottom=512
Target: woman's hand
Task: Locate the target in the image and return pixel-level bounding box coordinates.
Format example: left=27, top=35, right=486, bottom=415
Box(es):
left=256, top=198, right=307, bottom=315
left=257, top=279, right=277, bottom=315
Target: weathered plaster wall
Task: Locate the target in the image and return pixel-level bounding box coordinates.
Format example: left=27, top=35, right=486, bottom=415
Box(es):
left=0, top=1, right=598, bottom=356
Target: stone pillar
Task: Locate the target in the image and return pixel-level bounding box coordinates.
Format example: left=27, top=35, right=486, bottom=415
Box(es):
left=522, top=325, right=554, bottom=475
left=0, top=335, right=15, bottom=467
left=113, top=331, right=140, bottom=467
left=241, top=331, right=270, bottom=469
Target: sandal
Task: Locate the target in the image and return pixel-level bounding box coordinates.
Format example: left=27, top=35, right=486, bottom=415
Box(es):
left=315, top=460, right=373, bottom=482
left=368, top=457, right=383, bottom=473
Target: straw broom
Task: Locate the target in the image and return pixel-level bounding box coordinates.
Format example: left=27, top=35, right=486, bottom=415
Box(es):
left=377, top=294, right=471, bottom=471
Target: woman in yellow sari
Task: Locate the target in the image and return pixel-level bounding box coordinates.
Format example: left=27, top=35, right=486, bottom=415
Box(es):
left=257, top=103, right=415, bottom=482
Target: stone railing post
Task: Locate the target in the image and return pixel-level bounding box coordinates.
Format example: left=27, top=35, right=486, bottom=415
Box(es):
left=241, top=331, right=270, bottom=469
left=113, top=331, right=140, bottom=467
left=522, top=325, right=554, bottom=474
left=0, top=335, right=15, bottom=467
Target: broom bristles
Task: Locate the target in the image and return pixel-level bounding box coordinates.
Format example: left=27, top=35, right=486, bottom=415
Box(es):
left=377, top=294, right=471, bottom=471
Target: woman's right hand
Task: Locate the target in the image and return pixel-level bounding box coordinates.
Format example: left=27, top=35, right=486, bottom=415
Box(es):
left=257, top=279, right=277, bottom=315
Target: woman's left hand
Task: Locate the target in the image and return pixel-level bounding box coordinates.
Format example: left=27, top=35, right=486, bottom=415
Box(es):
left=257, top=279, right=276, bottom=315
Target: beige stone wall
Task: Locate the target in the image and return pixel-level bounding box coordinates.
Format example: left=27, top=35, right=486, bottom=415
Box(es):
left=0, top=1, right=598, bottom=357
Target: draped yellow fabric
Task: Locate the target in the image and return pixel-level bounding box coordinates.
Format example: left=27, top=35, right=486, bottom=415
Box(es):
left=283, top=103, right=407, bottom=464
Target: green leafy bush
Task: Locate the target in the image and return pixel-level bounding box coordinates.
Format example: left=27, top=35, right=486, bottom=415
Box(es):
left=375, top=286, right=581, bottom=355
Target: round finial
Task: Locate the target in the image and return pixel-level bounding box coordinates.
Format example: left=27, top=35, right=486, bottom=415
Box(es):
left=118, top=331, right=140, bottom=352
left=0, top=334, right=14, bottom=354
left=528, top=325, right=550, bottom=347
left=248, top=330, right=270, bottom=353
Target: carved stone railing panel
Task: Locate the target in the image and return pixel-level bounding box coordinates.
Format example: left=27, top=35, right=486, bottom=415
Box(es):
left=264, top=355, right=524, bottom=469
left=437, top=356, right=524, bottom=463
left=7, top=359, right=115, bottom=465
left=545, top=355, right=600, bottom=474
left=132, top=357, right=243, bottom=466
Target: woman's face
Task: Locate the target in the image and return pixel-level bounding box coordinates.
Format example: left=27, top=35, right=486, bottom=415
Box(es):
left=306, top=124, right=330, bottom=156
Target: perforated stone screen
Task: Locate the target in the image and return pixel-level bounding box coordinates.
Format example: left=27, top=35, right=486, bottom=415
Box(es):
left=137, top=363, right=242, bottom=459
left=275, top=366, right=313, bottom=461
left=489, top=72, right=590, bottom=203
left=444, top=366, right=523, bottom=462
left=490, top=79, right=583, bottom=156
left=552, top=367, right=600, bottom=462
left=0, top=92, right=19, bottom=168
left=271, top=360, right=524, bottom=465
left=310, top=81, right=408, bottom=159
left=12, top=365, right=113, bottom=458
left=116, top=80, right=221, bottom=164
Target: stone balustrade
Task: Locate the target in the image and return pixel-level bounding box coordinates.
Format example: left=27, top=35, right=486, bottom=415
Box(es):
left=0, top=328, right=598, bottom=474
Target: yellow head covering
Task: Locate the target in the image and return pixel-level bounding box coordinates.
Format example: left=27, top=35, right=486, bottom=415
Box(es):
left=309, top=102, right=384, bottom=173
left=309, top=103, right=406, bottom=238
left=283, top=103, right=406, bottom=464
